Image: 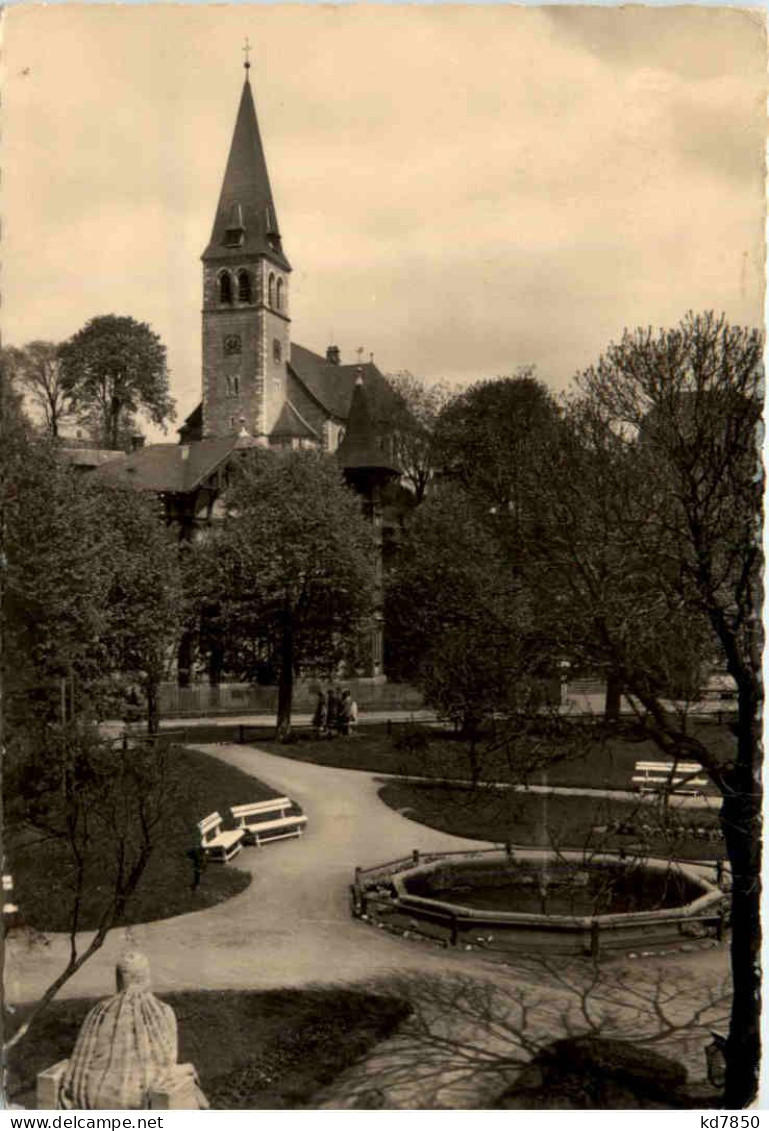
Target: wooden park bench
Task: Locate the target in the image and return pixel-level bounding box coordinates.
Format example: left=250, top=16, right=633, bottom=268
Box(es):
left=197, top=812, right=245, bottom=863
left=632, top=761, right=707, bottom=796
left=231, top=798, right=308, bottom=846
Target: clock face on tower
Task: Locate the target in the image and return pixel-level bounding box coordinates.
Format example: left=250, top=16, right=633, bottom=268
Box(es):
left=224, top=335, right=242, bottom=356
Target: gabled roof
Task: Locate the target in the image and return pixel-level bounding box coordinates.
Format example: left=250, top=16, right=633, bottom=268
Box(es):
left=95, top=436, right=243, bottom=494
left=203, top=76, right=291, bottom=272
left=336, top=377, right=400, bottom=476
left=269, top=400, right=321, bottom=440
left=289, top=343, right=398, bottom=421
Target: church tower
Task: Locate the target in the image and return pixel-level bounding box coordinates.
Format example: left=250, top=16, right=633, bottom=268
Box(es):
left=201, top=59, right=291, bottom=438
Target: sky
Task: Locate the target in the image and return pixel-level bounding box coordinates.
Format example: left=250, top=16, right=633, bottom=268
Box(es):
left=3, top=4, right=766, bottom=439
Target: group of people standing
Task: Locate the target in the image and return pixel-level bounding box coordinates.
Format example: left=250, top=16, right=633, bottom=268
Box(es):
left=312, top=686, right=358, bottom=737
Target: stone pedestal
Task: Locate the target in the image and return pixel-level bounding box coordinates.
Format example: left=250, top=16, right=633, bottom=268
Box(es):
left=36, top=1061, right=69, bottom=1109
left=148, top=1066, right=202, bottom=1110
left=37, top=1062, right=202, bottom=1111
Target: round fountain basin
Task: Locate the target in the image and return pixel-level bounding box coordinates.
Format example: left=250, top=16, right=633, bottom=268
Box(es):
left=363, top=849, right=725, bottom=954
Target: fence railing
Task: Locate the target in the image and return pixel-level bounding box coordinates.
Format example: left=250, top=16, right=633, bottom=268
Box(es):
left=351, top=846, right=730, bottom=958
left=352, top=889, right=729, bottom=958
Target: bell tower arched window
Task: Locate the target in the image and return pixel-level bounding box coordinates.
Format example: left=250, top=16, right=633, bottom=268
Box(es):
left=219, top=272, right=233, bottom=305
left=237, top=270, right=252, bottom=303
left=268, top=273, right=275, bottom=307
left=276, top=277, right=284, bottom=311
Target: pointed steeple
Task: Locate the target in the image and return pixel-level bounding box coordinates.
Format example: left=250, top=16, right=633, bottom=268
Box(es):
left=203, top=73, right=291, bottom=271
left=337, top=375, right=400, bottom=478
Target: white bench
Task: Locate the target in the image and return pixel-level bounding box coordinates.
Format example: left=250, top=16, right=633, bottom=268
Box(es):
left=632, top=761, right=707, bottom=795
left=197, top=812, right=245, bottom=863
left=231, top=798, right=308, bottom=846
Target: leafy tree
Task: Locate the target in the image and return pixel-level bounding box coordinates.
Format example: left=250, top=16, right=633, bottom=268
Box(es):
left=3, top=439, right=116, bottom=727
left=96, top=484, right=184, bottom=734
left=59, top=315, right=175, bottom=449
left=433, top=369, right=562, bottom=527
left=524, top=312, right=762, bottom=1106
left=2, top=436, right=180, bottom=1041
left=3, top=435, right=182, bottom=732
left=3, top=341, right=74, bottom=437
left=197, top=450, right=377, bottom=738
left=386, top=484, right=548, bottom=781
left=384, top=372, right=450, bottom=503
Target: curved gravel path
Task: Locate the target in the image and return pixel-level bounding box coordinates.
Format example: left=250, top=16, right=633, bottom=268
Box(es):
left=6, top=743, right=507, bottom=1005
left=6, top=743, right=731, bottom=1108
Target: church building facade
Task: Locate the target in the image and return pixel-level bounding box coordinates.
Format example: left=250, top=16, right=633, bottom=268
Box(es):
left=99, top=61, right=403, bottom=679
left=102, top=64, right=398, bottom=513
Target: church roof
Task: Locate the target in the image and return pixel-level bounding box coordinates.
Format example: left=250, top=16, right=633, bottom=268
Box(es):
left=270, top=400, right=321, bottom=439
left=202, top=76, right=291, bottom=272
left=336, top=377, right=400, bottom=476
left=289, top=343, right=397, bottom=422
left=95, top=436, right=241, bottom=494
left=178, top=402, right=203, bottom=443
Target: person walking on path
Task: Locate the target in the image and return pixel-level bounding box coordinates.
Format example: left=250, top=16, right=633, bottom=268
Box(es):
left=339, top=690, right=353, bottom=736
left=326, top=687, right=338, bottom=736
left=312, top=690, right=327, bottom=738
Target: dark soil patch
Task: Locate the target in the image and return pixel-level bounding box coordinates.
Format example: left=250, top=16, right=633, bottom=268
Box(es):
left=5, top=746, right=289, bottom=932
left=6, top=987, right=411, bottom=1110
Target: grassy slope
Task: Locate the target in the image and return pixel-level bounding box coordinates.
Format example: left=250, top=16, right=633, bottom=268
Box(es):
left=7, top=747, right=287, bottom=932
left=6, top=988, right=411, bottom=1110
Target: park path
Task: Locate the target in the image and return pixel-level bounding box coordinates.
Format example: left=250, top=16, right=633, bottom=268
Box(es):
left=6, top=743, right=730, bottom=1108
left=5, top=744, right=522, bottom=1006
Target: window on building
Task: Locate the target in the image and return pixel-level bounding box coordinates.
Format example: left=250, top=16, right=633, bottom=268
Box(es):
left=219, top=272, right=233, bottom=305
left=268, top=273, right=275, bottom=307
left=276, top=278, right=284, bottom=311
left=224, top=334, right=241, bottom=356
left=273, top=338, right=282, bottom=363
left=237, top=270, right=252, bottom=303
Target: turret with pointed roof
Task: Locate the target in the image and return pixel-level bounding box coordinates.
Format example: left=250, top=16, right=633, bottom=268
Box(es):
left=337, top=374, right=400, bottom=480
left=201, top=66, right=292, bottom=440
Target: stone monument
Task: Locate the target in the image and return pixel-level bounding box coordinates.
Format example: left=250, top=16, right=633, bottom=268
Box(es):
left=37, top=951, right=207, bottom=1110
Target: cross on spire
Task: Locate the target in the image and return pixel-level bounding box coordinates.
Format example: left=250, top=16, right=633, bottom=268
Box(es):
left=243, top=36, right=252, bottom=72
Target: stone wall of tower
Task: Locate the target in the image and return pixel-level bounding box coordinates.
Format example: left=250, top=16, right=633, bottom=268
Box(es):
left=258, top=259, right=291, bottom=433
left=201, top=258, right=290, bottom=437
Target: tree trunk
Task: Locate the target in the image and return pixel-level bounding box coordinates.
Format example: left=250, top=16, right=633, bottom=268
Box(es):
left=721, top=701, right=762, bottom=1108
left=462, top=713, right=482, bottom=785
left=146, top=680, right=159, bottom=736
left=276, top=614, right=294, bottom=742
left=177, top=631, right=193, bottom=688
left=604, top=670, right=622, bottom=724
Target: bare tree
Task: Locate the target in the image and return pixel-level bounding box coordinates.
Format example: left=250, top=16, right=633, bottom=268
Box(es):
left=3, top=341, right=73, bottom=437
left=385, top=372, right=450, bottom=503
left=4, top=723, right=171, bottom=1051
left=524, top=312, right=762, bottom=1106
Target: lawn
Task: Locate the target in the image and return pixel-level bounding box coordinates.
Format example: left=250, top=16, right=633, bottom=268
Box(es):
left=6, top=746, right=290, bottom=932
left=232, top=718, right=729, bottom=798
left=5, top=986, right=411, bottom=1109
left=378, top=780, right=726, bottom=862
